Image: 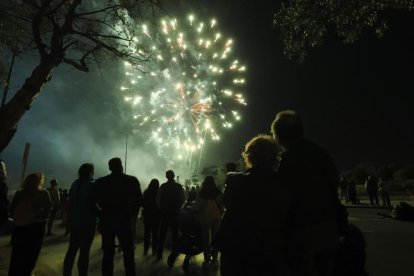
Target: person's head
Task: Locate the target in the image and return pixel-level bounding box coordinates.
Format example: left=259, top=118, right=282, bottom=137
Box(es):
left=22, top=173, right=44, bottom=193
left=166, top=170, right=175, bottom=180
left=242, top=134, right=279, bottom=170
left=50, top=179, right=58, bottom=188
left=271, top=110, right=304, bottom=147
left=147, top=178, right=160, bottom=192
left=78, top=163, right=94, bottom=180
left=108, top=157, right=123, bottom=173
left=200, top=175, right=219, bottom=199
left=226, top=162, right=237, bottom=173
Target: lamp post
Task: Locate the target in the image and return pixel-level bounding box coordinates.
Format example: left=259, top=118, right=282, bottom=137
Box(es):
left=124, top=134, right=128, bottom=174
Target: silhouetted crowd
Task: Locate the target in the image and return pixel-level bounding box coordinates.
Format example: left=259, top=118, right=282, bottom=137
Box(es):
left=0, top=110, right=372, bottom=276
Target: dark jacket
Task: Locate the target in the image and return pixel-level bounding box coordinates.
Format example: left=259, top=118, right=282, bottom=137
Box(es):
left=92, top=172, right=142, bottom=224
left=278, top=138, right=343, bottom=226
left=142, top=188, right=159, bottom=216
left=217, top=167, right=290, bottom=261
left=68, top=178, right=97, bottom=230
left=156, top=180, right=185, bottom=214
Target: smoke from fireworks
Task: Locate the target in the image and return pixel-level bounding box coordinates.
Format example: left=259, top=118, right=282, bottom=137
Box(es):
left=121, top=14, right=247, bottom=166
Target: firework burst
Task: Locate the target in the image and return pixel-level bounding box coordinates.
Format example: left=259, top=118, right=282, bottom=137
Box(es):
left=121, top=14, right=247, bottom=163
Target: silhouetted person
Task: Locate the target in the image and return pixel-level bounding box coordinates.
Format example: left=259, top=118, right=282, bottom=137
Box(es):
left=46, top=179, right=61, bottom=235
left=216, top=135, right=290, bottom=276
left=61, top=189, right=69, bottom=218
left=348, top=180, right=358, bottom=204
left=60, top=189, right=70, bottom=236
left=0, top=160, right=9, bottom=229
left=142, top=179, right=160, bottom=256
left=338, top=177, right=349, bottom=202
left=378, top=178, right=392, bottom=208
left=195, top=175, right=224, bottom=271
left=187, top=186, right=197, bottom=202
left=63, top=163, right=97, bottom=276
left=8, top=173, right=52, bottom=276
left=91, top=158, right=142, bottom=276
left=365, top=175, right=379, bottom=206
left=271, top=110, right=346, bottom=276
left=156, top=170, right=185, bottom=260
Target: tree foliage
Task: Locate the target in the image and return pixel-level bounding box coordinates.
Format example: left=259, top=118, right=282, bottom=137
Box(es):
left=394, top=165, right=414, bottom=181
left=274, top=0, right=414, bottom=61
left=0, top=0, right=162, bottom=152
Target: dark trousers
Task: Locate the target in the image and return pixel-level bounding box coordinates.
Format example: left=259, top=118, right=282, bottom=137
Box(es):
left=8, top=222, right=46, bottom=276
left=47, top=205, right=60, bottom=234
left=143, top=212, right=160, bottom=254
left=381, top=191, right=392, bottom=207
left=63, top=226, right=96, bottom=276
left=368, top=193, right=379, bottom=206
left=157, top=213, right=179, bottom=258
left=100, top=220, right=135, bottom=276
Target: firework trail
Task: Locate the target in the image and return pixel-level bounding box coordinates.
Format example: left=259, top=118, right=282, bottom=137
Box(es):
left=121, top=14, right=247, bottom=175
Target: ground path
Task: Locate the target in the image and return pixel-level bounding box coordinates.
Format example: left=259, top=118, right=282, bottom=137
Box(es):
left=1, top=199, right=414, bottom=275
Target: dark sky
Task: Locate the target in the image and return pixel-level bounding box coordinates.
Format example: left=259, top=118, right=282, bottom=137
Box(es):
left=200, top=0, right=414, bottom=170
left=2, top=0, right=414, bottom=188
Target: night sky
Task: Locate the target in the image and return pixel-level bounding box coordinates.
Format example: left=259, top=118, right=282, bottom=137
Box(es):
left=2, top=0, right=414, bottom=189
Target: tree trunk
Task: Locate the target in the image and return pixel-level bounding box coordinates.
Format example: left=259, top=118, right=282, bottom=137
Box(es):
left=0, top=57, right=56, bottom=153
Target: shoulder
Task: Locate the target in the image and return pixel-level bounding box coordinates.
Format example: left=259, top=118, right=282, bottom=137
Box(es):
left=226, top=171, right=246, bottom=182
left=96, top=175, right=110, bottom=183
left=225, top=171, right=251, bottom=190
left=70, top=179, right=79, bottom=188
left=126, top=174, right=139, bottom=183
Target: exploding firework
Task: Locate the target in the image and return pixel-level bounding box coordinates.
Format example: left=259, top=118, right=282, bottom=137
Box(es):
left=121, top=14, right=247, bottom=164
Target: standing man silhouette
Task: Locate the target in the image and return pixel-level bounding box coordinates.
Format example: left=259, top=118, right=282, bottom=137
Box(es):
left=156, top=170, right=185, bottom=260
left=92, top=158, right=142, bottom=276
left=271, top=110, right=347, bottom=276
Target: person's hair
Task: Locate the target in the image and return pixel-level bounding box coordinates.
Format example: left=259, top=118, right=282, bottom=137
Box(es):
left=226, top=162, right=237, bottom=172
left=78, top=163, right=94, bottom=179
left=242, top=134, right=279, bottom=169
left=50, top=179, right=58, bottom=187
left=147, top=178, right=160, bottom=192
left=22, top=173, right=44, bottom=193
left=109, top=157, right=123, bottom=173
left=271, top=110, right=304, bottom=143
left=166, top=170, right=175, bottom=180
left=199, top=175, right=220, bottom=199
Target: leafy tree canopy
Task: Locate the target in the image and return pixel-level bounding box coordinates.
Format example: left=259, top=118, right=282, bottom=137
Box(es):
left=274, top=0, right=414, bottom=61
left=0, top=0, right=162, bottom=153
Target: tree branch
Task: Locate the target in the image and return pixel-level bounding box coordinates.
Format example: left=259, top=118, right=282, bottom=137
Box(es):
left=72, top=30, right=132, bottom=42
left=62, top=44, right=101, bottom=72
left=75, top=5, right=122, bottom=17
left=45, top=0, right=67, bottom=16
left=31, top=0, right=53, bottom=59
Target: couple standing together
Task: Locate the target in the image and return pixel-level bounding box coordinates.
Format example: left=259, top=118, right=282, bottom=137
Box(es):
left=216, top=110, right=346, bottom=276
